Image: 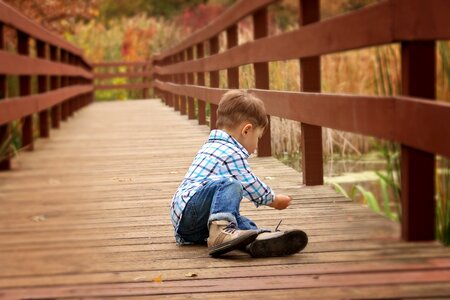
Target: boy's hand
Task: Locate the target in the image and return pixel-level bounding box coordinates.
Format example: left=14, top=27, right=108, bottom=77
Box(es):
left=268, top=194, right=292, bottom=210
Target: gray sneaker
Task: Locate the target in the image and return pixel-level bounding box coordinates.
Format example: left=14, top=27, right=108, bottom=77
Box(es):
left=246, top=229, right=308, bottom=258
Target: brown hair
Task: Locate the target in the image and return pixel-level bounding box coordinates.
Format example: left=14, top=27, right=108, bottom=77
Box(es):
left=216, top=89, right=268, bottom=130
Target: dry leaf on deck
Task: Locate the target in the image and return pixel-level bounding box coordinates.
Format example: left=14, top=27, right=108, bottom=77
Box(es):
left=152, top=274, right=163, bottom=283
left=31, top=215, right=47, bottom=222
left=184, top=272, right=198, bottom=277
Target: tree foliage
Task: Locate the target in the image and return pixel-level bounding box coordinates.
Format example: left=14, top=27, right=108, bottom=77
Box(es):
left=99, top=0, right=207, bottom=20
left=3, top=0, right=101, bottom=33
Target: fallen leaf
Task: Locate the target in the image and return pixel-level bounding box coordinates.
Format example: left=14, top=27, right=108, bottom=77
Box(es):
left=152, top=274, right=163, bottom=283
left=133, top=276, right=146, bottom=281
left=185, top=272, right=197, bottom=277
left=32, top=215, right=46, bottom=222
left=112, top=177, right=133, bottom=182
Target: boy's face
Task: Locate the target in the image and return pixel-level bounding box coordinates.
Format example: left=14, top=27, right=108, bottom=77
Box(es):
left=239, top=123, right=265, bottom=154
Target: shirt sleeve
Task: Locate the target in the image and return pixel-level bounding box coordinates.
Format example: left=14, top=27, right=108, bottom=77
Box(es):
left=223, top=155, right=275, bottom=207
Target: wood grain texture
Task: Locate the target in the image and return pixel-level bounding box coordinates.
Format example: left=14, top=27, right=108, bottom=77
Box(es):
left=0, top=100, right=449, bottom=298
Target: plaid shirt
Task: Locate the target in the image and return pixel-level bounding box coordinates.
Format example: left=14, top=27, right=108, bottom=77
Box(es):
left=170, top=129, right=275, bottom=233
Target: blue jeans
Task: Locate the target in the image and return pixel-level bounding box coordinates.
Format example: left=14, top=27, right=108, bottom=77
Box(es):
left=177, top=178, right=258, bottom=244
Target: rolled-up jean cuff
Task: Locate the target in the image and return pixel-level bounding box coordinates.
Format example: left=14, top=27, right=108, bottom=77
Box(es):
left=208, top=212, right=237, bottom=229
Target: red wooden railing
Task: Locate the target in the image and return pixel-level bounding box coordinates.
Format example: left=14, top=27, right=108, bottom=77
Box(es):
left=93, top=61, right=151, bottom=99
left=0, top=1, right=93, bottom=169
left=151, top=0, right=450, bottom=241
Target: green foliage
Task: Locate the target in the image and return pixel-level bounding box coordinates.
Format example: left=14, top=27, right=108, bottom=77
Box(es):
left=333, top=181, right=399, bottom=222
left=351, top=184, right=381, bottom=213
left=375, top=142, right=401, bottom=221
left=438, top=41, right=450, bottom=102
left=437, top=157, right=450, bottom=246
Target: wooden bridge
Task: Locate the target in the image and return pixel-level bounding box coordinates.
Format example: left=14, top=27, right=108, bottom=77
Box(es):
left=1, top=0, right=450, bottom=298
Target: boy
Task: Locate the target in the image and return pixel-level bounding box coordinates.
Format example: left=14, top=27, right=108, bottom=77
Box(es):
left=170, top=90, right=308, bottom=257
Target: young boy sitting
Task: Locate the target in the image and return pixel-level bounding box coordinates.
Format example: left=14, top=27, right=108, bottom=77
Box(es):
left=170, top=90, right=308, bottom=257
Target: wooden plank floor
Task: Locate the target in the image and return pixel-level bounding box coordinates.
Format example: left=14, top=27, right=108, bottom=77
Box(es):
left=0, top=99, right=450, bottom=299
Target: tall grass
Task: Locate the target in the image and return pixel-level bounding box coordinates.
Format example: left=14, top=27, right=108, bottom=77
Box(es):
left=437, top=157, right=450, bottom=245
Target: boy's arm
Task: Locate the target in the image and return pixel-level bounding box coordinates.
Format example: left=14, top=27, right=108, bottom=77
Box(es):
left=223, top=157, right=274, bottom=207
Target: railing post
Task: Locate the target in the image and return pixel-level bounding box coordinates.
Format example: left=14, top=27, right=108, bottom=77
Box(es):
left=157, top=58, right=166, bottom=105
left=143, top=62, right=148, bottom=99
left=253, top=8, right=271, bottom=157
left=299, top=0, right=323, bottom=185
left=209, top=36, right=219, bottom=130
left=167, top=56, right=174, bottom=107
left=196, top=43, right=206, bottom=125
left=173, top=55, right=180, bottom=111
left=18, top=31, right=33, bottom=151
left=187, top=47, right=195, bottom=119
left=67, top=53, right=74, bottom=117
left=400, top=41, right=436, bottom=241
left=50, top=46, right=61, bottom=129
left=179, top=51, right=187, bottom=115
left=0, top=22, right=11, bottom=170
left=227, top=24, right=239, bottom=89
left=152, top=59, right=159, bottom=101
left=60, top=49, right=69, bottom=121
left=37, top=40, right=50, bottom=138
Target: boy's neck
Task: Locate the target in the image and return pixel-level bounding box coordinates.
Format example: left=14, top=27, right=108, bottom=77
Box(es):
left=220, top=127, right=241, bottom=143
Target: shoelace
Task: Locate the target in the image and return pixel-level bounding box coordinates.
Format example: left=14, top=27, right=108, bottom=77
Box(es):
left=274, top=219, right=283, bottom=231
left=223, top=223, right=237, bottom=234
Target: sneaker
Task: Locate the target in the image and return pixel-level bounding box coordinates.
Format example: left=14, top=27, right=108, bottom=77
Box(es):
left=246, top=229, right=308, bottom=258
left=207, top=220, right=258, bottom=257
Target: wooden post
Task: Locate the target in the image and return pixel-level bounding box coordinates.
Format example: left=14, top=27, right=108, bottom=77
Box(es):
left=50, top=46, right=60, bottom=129
left=60, top=50, right=69, bottom=121
left=227, top=25, right=239, bottom=89
left=143, top=62, right=148, bottom=99
left=0, top=23, right=11, bottom=170
left=196, top=43, right=206, bottom=125
left=67, top=53, right=74, bottom=117
left=18, top=31, right=33, bottom=151
left=173, top=55, right=180, bottom=111
left=299, top=0, right=323, bottom=185
left=401, top=41, right=436, bottom=241
left=187, top=47, right=195, bottom=119
left=179, top=52, right=187, bottom=115
left=167, top=56, right=174, bottom=107
left=209, top=36, right=219, bottom=130
left=253, top=8, right=271, bottom=157
left=37, top=40, right=49, bottom=138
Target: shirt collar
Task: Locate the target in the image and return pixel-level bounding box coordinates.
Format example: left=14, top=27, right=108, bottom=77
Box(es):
left=208, top=129, right=250, bottom=158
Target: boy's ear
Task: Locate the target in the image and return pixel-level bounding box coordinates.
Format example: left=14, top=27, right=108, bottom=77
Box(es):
left=241, top=123, right=253, bottom=136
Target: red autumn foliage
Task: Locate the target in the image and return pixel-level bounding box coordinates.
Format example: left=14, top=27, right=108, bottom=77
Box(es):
left=179, top=4, right=225, bottom=35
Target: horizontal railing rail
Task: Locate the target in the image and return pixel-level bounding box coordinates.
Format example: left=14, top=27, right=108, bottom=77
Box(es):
left=93, top=61, right=151, bottom=99
left=151, top=0, right=450, bottom=242
left=0, top=0, right=94, bottom=170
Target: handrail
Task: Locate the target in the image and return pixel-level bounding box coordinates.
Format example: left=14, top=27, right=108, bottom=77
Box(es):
left=154, top=80, right=450, bottom=158
left=0, top=1, right=90, bottom=65
left=0, top=0, right=94, bottom=170
left=93, top=61, right=151, bottom=99
left=154, top=0, right=450, bottom=75
left=153, top=0, right=277, bottom=61
left=151, top=0, right=450, bottom=242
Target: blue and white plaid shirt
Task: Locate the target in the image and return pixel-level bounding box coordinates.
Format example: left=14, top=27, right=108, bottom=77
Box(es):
left=170, top=129, right=275, bottom=234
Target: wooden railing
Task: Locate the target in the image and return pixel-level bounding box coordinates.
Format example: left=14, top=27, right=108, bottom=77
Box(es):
left=93, top=61, right=151, bottom=99
left=0, top=1, right=93, bottom=169
left=151, top=0, right=450, bottom=241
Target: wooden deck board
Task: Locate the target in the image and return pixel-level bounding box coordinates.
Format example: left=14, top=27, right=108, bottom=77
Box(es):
left=0, top=100, right=449, bottom=299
